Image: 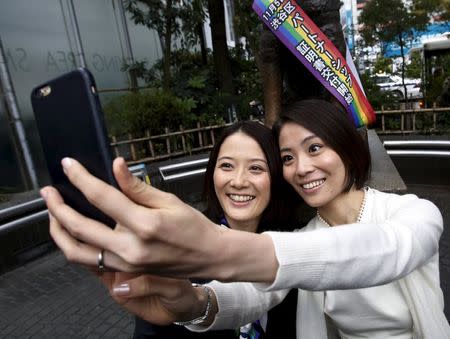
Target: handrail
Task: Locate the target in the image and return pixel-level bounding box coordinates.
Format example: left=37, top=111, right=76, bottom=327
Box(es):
left=0, top=197, right=45, bottom=223
left=158, top=158, right=209, bottom=173
left=161, top=168, right=207, bottom=181
left=0, top=210, right=48, bottom=236
left=159, top=158, right=209, bottom=181
left=386, top=150, right=450, bottom=157
left=384, top=139, right=450, bottom=157
left=383, top=140, right=450, bottom=148
left=376, top=107, right=450, bottom=114
left=0, top=197, right=47, bottom=236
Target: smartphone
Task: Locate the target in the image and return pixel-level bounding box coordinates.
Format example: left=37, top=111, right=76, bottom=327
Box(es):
left=31, top=68, right=117, bottom=227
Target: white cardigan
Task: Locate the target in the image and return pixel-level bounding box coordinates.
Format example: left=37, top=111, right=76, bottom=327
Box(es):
left=190, top=188, right=450, bottom=338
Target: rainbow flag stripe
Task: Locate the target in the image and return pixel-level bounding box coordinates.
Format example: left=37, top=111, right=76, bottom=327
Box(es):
left=252, top=0, right=376, bottom=127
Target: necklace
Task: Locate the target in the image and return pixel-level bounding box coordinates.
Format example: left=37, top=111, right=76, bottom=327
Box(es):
left=316, top=187, right=368, bottom=227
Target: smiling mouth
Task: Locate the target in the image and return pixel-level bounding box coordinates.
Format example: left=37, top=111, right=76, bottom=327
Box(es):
left=301, top=179, right=325, bottom=189
left=228, top=194, right=255, bottom=202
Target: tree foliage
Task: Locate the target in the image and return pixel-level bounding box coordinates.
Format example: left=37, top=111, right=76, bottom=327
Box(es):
left=373, top=56, right=393, bottom=74
left=405, top=51, right=422, bottom=79
left=109, top=46, right=264, bottom=137
left=413, top=0, right=450, bottom=22
left=121, top=1, right=263, bottom=120
left=104, top=88, right=197, bottom=136
left=123, top=0, right=206, bottom=91
left=360, top=0, right=428, bottom=47
left=360, top=72, right=400, bottom=110
left=359, top=0, right=428, bottom=98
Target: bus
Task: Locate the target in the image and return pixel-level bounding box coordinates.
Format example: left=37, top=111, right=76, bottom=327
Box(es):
left=417, top=33, right=450, bottom=107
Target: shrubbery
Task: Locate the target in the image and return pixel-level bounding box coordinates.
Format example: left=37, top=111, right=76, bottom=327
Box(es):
left=105, top=49, right=263, bottom=137
left=104, top=88, right=196, bottom=136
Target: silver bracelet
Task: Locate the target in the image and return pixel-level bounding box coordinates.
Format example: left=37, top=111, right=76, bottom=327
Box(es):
left=173, top=283, right=213, bottom=326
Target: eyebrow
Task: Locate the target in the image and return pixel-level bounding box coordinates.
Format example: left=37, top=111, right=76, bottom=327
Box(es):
left=217, top=156, right=268, bottom=163
left=279, top=134, right=318, bottom=153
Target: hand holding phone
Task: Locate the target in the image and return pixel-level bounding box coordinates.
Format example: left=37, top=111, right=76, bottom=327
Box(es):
left=31, top=68, right=117, bottom=227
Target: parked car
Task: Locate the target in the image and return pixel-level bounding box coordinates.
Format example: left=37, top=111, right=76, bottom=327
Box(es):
left=372, top=73, right=422, bottom=100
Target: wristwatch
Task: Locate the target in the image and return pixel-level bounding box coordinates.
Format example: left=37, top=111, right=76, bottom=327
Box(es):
left=173, top=283, right=213, bottom=326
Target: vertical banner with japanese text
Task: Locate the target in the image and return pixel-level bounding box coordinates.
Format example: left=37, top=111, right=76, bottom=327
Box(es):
left=253, top=0, right=376, bottom=127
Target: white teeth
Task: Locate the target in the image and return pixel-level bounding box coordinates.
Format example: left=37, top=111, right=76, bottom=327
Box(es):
left=302, top=179, right=325, bottom=189
left=229, top=194, right=255, bottom=202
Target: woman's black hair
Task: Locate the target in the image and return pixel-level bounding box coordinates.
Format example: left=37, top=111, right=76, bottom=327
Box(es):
left=273, top=99, right=371, bottom=192
left=203, top=121, right=299, bottom=232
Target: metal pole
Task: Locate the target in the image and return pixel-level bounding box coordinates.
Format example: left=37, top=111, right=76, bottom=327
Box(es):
left=118, top=0, right=138, bottom=88
left=68, top=0, right=87, bottom=68
left=0, top=37, right=39, bottom=190
left=118, top=0, right=135, bottom=63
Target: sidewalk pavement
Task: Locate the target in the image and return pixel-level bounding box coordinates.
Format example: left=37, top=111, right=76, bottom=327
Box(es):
left=0, top=184, right=449, bottom=338
left=0, top=251, right=134, bottom=339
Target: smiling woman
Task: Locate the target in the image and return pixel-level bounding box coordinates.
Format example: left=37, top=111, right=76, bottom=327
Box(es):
left=204, top=121, right=298, bottom=234
left=212, top=132, right=271, bottom=232
left=279, top=122, right=348, bottom=209
left=273, top=100, right=370, bottom=222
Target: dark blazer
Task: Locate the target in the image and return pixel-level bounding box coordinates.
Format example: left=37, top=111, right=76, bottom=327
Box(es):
left=133, top=288, right=298, bottom=339
left=265, top=288, right=298, bottom=338
left=133, top=317, right=235, bottom=339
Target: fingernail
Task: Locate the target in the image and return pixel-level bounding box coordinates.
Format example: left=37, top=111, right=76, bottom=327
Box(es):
left=113, top=283, right=130, bottom=296
left=119, top=158, right=132, bottom=178
left=61, top=158, right=73, bottom=171
left=40, top=188, right=48, bottom=200
left=119, top=158, right=128, bottom=171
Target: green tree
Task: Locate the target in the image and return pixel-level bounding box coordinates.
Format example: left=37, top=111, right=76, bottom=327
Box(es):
left=124, top=0, right=206, bottom=91
left=413, top=0, right=450, bottom=22
left=405, top=50, right=422, bottom=79
left=124, top=0, right=238, bottom=98
left=360, top=72, right=399, bottom=110
left=104, top=88, right=196, bottom=136
left=373, top=56, right=393, bottom=74
left=181, top=0, right=208, bottom=64
left=359, top=0, right=428, bottom=100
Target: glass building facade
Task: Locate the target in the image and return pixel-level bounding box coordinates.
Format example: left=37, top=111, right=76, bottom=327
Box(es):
left=0, top=0, right=162, bottom=195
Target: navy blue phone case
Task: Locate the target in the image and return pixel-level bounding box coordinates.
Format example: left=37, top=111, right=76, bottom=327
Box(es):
left=31, top=68, right=117, bottom=227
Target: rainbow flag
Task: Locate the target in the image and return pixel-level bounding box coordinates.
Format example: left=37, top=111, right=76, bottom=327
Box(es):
left=252, top=0, right=376, bottom=127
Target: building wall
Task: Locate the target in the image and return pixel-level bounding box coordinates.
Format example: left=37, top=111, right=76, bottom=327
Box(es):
left=0, top=0, right=162, bottom=193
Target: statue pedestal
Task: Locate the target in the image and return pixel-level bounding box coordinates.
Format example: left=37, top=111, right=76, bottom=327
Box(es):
left=367, top=129, right=406, bottom=192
